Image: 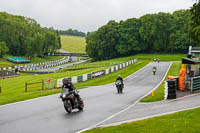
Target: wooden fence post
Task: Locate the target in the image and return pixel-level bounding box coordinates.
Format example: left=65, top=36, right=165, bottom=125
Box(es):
left=25, top=82, right=27, bottom=92
left=42, top=80, right=44, bottom=90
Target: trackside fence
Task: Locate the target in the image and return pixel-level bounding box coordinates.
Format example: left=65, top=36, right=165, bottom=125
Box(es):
left=25, top=78, right=56, bottom=92
left=57, top=59, right=137, bottom=88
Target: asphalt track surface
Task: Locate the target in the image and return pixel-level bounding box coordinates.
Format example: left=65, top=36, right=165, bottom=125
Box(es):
left=39, top=49, right=85, bottom=71
left=99, top=93, right=200, bottom=127
left=0, top=62, right=171, bottom=133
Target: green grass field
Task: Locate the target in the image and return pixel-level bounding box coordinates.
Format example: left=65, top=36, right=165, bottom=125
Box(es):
left=0, top=55, right=141, bottom=105
left=134, top=54, right=185, bottom=61
left=0, top=54, right=185, bottom=105
left=141, top=61, right=182, bottom=102
left=61, top=35, right=86, bottom=53
left=84, top=107, right=200, bottom=133
left=76, top=60, right=149, bottom=89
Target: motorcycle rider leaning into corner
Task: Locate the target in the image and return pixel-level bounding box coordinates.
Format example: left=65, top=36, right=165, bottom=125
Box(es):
left=62, top=78, right=79, bottom=100
left=116, top=74, right=124, bottom=88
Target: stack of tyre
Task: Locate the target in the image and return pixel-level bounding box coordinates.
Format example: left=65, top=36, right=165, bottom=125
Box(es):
left=167, top=79, right=176, bottom=99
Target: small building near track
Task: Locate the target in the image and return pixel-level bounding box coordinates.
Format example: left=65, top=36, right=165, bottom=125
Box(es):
left=7, top=57, right=30, bottom=64
left=182, top=46, right=200, bottom=91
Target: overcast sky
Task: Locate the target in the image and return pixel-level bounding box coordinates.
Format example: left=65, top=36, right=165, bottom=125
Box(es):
left=0, top=0, right=196, bottom=32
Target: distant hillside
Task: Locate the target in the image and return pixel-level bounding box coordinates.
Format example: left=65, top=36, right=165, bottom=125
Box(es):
left=61, top=35, right=86, bottom=53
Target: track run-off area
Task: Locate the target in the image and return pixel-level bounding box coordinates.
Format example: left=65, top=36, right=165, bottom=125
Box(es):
left=0, top=62, right=171, bottom=133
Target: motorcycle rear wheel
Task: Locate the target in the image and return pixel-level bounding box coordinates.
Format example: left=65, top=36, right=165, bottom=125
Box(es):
left=78, top=98, right=84, bottom=111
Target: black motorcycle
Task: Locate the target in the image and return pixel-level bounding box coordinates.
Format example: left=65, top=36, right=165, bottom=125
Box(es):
left=115, top=80, right=123, bottom=93
left=60, top=88, right=84, bottom=113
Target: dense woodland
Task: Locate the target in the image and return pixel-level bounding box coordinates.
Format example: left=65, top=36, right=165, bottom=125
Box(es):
left=86, top=1, right=200, bottom=61
left=189, top=0, right=200, bottom=45
left=0, top=12, right=61, bottom=58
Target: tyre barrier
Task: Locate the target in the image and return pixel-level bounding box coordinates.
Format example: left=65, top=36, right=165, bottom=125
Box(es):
left=165, top=79, right=177, bottom=99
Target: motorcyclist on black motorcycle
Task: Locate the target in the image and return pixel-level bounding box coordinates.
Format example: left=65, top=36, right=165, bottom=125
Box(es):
left=61, top=78, right=84, bottom=113
left=115, top=75, right=124, bottom=93
left=116, top=74, right=124, bottom=84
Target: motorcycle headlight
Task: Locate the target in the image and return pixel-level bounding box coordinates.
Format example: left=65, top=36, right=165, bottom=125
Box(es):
left=62, top=94, right=66, bottom=97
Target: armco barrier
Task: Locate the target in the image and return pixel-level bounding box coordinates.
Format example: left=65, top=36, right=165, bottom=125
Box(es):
left=57, top=59, right=137, bottom=88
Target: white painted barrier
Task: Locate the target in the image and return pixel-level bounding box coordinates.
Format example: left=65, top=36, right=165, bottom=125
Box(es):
left=83, top=74, right=88, bottom=81
left=57, top=59, right=137, bottom=88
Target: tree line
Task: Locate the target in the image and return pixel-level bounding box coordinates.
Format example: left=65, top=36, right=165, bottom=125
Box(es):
left=59, top=29, right=86, bottom=37
left=0, top=12, right=61, bottom=58
left=86, top=8, right=197, bottom=61
left=189, top=0, right=200, bottom=46
left=47, top=27, right=86, bottom=37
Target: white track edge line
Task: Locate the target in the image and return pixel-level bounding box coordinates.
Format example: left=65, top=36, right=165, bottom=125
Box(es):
left=97, top=105, right=200, bottom=128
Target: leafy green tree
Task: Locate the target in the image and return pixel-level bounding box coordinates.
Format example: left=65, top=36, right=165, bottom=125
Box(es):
left=27, top=33, right=44, bottom=58
left=0, top=42, right=9, bottom=57
left=0, top=12, right=60, bottom=58
left=117, top=18, right=141, bottom=55
left=86, top=9, right=193, bottom=61
left=86, top=20, right=120, bottom=60
left=86, top=31, right=99, bottom=61
left=43, top=31, right=59, bottom=53
left=189, top=0, right=200, bottom=46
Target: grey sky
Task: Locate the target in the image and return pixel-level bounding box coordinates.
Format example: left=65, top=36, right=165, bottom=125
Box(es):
left=0, top=0, right=195, bottom=32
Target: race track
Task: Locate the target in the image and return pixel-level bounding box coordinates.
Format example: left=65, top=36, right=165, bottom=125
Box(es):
left=0, top=62, right=171, bottom=133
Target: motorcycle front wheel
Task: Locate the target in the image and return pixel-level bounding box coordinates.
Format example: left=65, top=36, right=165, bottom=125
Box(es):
left=64, top=100, right=72, bottom=113
left=120, top=86, right=123, bottom=93
left=116, top=86, right=120, bottom=93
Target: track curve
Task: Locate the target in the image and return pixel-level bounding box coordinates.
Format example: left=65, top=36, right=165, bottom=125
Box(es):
left=0, top=62, right=171, bottom=133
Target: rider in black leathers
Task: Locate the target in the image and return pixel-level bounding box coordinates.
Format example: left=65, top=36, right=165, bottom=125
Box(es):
left=116, top=75, right=124, bottom=88
left=62, top=78, right=79, bottom=99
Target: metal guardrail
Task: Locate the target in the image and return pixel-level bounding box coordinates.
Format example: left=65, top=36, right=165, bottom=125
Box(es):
left=44, top=52, right=88, bottom=57
left=25, top=81, right=43, bottom=92
left=56, top=59, right=137, bottom=88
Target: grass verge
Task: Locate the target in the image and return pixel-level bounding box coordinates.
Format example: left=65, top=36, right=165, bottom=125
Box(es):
left=76, top=60, right=149, bottom=89
left=134, top=54, right=185, bottom=61
left=0, top=56, right=146, bottom=105
left=141, top=61, right=182, bottom=102
left=0, top=54, right=184, bottom=105
left=83, top=107, right=200, bottom=133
